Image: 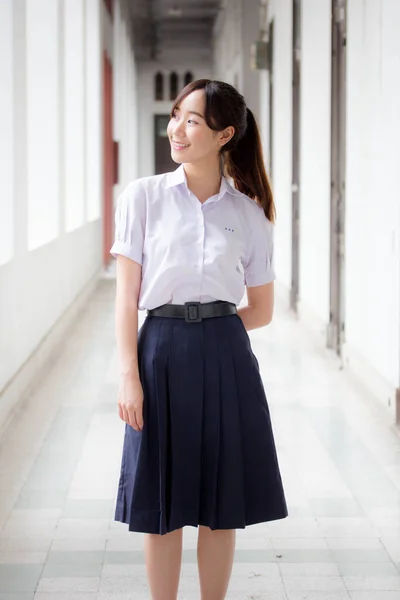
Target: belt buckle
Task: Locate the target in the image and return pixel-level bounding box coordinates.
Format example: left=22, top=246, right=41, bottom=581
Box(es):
left=184, top=302, right=202, bottom=323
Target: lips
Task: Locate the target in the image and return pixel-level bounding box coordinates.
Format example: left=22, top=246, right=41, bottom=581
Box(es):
left=171, top=140, right=190, bottom=150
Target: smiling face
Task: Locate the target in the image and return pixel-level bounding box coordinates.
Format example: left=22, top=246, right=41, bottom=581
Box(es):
left=167, top=89, right=234, bottom=166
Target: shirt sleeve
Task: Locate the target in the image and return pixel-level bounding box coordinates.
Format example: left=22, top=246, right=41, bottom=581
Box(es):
left=242, top=209, right=275, bottom=287
left=109, top=180, right=146, bottom=264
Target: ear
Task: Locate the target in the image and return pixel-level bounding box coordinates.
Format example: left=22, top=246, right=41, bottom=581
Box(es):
left=218, top=126, right=235, bottom=148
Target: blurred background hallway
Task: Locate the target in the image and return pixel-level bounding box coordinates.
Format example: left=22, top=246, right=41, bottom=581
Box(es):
left=1, top=0, right=400, bottom=598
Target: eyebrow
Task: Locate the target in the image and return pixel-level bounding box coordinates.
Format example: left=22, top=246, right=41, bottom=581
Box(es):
left=174, top=108, right=205, bottom=120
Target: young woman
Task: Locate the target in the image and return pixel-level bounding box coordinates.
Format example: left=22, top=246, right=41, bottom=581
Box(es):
left=110, top=79, right=287, bottom=600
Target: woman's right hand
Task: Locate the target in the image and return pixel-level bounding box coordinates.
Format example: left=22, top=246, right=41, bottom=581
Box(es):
left=118, top=375, right=144, bottom=431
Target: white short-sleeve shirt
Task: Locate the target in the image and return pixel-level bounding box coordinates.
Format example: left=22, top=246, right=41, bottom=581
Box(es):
left=110, top=164, right=275, bottom=311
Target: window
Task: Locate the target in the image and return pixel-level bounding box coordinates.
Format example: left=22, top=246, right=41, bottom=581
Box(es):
left=155, top=72, right=164, bottom=101
left=170, top=72, right=178, bottom=100
left=184, top=71, right=193, bottom=87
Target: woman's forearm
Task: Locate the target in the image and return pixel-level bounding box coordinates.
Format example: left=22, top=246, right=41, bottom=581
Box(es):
left=237, top=305, right=272, bottom=331
left=115, top=299, right=140, bottom=381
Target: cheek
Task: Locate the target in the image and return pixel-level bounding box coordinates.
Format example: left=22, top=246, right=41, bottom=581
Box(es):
left=188, top=128, right=211, bottom=148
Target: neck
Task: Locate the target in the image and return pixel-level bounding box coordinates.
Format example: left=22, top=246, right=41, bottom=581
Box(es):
left=182, top=158, right=222, bottom=200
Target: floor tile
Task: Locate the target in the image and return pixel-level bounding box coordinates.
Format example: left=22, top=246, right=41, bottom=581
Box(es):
left=286, top=593, right=350, bottom=600
left=279, top=563, right=340, bottom=576
left=343, top=575, right=400, bottom=591
left=348, top=593, right=400, bottom=600
left=330, top=549, right=392, bottom=563
left=41, top=563, right=102, bottom=578
left=0, top=279, right=399, bottom=600
left=46, top=551, right=104, bottom=565
left=36, top=578, right=100, bottom=593
left=275, top=550, right=334, bottom=563
left=34, top=595, right=97, bottom=600
left=61, top=500, right=113, bottom=520
left=0, top=553, right=47, bottom=565
left=0, top=595, right=35, bottom=600
left=0, top=565, right=43, bottom=592
left=310, top=499, right=363, bottom=518
left=283, top=576, right=346, bottom=592
left=337, top=562, right=399, bottom=576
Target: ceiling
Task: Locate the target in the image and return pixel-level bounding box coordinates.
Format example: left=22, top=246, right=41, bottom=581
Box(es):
left=130, top=0, right=223, bottom=61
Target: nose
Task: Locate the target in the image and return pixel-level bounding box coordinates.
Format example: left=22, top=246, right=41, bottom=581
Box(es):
left=171, top=118, right=186, bottom=138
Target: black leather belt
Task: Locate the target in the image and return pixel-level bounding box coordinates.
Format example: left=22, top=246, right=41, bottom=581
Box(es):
left=147, top=301, right=237, bottom=323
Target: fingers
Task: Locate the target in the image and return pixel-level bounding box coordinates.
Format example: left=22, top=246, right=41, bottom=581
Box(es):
left=118, top=403, right=143, bottom=432
left=136, top=410, right=144, bottom=431
left=132, top=412, right=140, bottom=432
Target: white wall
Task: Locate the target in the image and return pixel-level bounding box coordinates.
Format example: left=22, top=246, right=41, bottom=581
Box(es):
left=137, top=62, right=212, bottom=178
left=213, top=0, right=243, bottom=88
left=265, top=0, right=400, bottom=418
left=298, top=0, right=331, bottom=324
left=344, top=0, right=400, bottom=410
left=113, top=2, right=138, bottom=197
left=213, top=0, right=261, bottom=120
left=64, top=0, right=85, bottom=232
left=26, top=0, right=60, bottom=249
left=0, top=0, right=14, bottom=267
left=0, top=0, right=138, bottom=432
left=212, top=0, right=295, bottom=295
left=266, top=0, right=293, bottom=293
left=86, top=0, right=102, bottom=222
left=0, top=0, right=102, bottom=398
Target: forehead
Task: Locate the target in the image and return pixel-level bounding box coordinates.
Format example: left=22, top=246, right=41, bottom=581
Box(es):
left=176, top=89, right=205, bottom=111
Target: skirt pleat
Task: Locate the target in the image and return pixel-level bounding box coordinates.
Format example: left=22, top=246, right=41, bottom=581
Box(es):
left=114, top=313, right=288, bottom=535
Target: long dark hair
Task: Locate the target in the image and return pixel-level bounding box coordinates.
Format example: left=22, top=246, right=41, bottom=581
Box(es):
left=170, top=79, right=275, bottom=223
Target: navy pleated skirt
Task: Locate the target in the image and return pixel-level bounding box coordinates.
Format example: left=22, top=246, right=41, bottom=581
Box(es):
left=114, top=311, right=288, bottom=535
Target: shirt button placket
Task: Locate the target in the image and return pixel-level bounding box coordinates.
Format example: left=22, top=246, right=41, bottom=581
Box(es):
left=196, top=206, right=205, bottom=274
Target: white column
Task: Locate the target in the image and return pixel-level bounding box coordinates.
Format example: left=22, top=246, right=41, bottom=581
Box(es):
left=0, top=0, right=14, bottom=266
left=26, top=0, right=60, bottom=250
left=86, top=0, right=102, bottom=222
left=64, top=0, right=85, bottom=232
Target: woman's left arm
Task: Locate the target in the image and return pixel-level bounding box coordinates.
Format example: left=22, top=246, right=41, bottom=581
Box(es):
left=237, top=281, right=274, bottom=331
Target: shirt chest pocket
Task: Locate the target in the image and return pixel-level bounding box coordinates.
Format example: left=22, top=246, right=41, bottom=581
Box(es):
left=203, top=222, right=245, bottom=268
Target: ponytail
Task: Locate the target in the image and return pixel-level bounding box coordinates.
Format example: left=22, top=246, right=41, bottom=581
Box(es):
left=171, top=79, right=275, bottom=221
left=224, top=107, right=275, bottom=223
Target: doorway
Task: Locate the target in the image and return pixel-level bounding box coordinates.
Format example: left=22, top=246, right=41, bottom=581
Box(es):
left=154, top=115, right=176, bottom=174
left=291, top=0, right=301, bottom=311
left=327, top=0, right=347, bottom=355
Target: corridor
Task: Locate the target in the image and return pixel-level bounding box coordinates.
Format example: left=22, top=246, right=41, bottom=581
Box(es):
left=0, top=270, right=399, bottom=600
left=2, top=0, right=400, bottom=598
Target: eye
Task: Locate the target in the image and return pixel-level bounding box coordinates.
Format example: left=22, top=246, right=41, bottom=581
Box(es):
left=188, top=119, right=198, bottom=125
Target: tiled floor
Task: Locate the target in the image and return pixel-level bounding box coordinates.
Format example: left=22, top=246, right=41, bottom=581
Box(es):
left=0, top=273, right=400, bottom=600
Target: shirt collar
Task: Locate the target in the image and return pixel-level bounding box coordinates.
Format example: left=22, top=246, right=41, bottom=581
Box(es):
left=165, top=164, right=242, bottom=202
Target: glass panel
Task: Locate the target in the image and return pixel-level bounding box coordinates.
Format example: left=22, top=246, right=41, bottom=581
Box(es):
left=184, top=71, right=193, bottom=86
left=155, top=72, right=164, bottom=101
left=156, top=115, right=170, bottom=138
left=170, top=72, right=178, bottom=100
